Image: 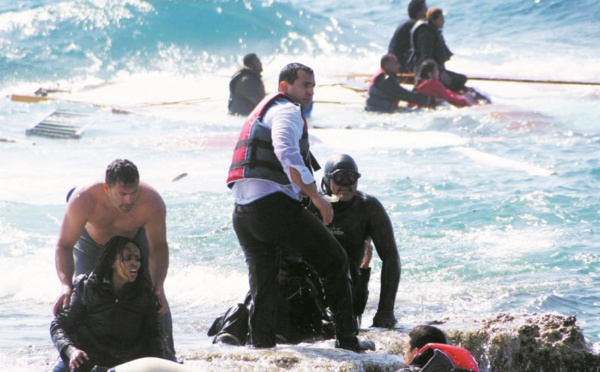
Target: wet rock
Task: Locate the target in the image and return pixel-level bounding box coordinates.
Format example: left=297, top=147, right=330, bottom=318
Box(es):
left=442, top=313, right=600, bottom=371
left=180, top=313, right=599, bottom=371
left=183, top=345, right=405, bottom=371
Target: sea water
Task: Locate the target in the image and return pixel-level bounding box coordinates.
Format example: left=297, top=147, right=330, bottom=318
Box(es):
left=1, top=0, right=600, bottom=370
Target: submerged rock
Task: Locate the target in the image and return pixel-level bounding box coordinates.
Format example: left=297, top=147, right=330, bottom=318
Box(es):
left=180, top=313, right=599, bottom=371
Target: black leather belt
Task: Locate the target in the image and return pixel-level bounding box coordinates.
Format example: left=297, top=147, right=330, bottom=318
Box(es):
left=234, top=192, right=297, bottom=214
left=234, top=203, right=256, bottom=213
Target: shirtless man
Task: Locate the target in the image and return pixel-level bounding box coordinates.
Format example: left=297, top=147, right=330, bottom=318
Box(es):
left=53, top=159, right=174, bottom=354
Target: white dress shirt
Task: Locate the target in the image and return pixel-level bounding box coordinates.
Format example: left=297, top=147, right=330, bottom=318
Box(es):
left=232, top=99, right=315, bottom=205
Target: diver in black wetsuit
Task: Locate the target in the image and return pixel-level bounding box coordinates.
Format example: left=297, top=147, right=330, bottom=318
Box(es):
left=208, top=154, right=401, bottom=345
left=319, top=154, right=401, bottom=328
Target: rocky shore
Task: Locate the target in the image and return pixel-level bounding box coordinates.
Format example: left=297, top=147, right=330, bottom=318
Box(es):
left=182, top=313, right=600, bottom=371
left=448, top=313, right=600, bottom=371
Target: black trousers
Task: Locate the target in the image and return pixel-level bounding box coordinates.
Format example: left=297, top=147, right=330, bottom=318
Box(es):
left=233, top=192, right=358, bottom=348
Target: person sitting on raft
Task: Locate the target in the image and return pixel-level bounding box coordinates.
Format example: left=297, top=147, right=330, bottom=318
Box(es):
left=411, top=7, right=468, bottom=93
left=50, top=236, right=175, bottom=372
left=365, top=53, right=434, bottom=112
left=388, top=0, right=429, bottom=73
left=415, top=59, right=474, bottom=108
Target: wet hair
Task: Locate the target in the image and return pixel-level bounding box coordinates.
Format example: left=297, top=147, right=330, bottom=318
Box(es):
left=243, top=53, right=258, bottom=67
left=279, top=63, right=314, bottom=85
left=408, top=0, right=427, bottom=20
left=417, top=59, right=439, bottom=80
left=105, top=159, right=139, bottom=187
left=426, top=7, right=443, bottom=22
left=95, top=236, right=147, bottom=289
left=408, top=325, right=448, bottom=350
left=381, top=53, right=398, bottom=69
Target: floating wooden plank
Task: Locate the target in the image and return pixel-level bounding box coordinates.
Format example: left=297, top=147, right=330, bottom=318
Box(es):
left=10, top=93, right=209, bottom=111
left=25, top=110, right=93, bottom=139
left=468, top=76, right=600, bottom=86
left=11, top=94, right=53, bottom=104
left=333, top=73, right=600, bottom=86
left=11, top=94, right=111, bottom=108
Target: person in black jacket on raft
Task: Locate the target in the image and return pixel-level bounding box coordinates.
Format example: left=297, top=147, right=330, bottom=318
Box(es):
left=365, top=53, right=434, bottom=112
left=388, top=0, right=428, bottom=73
left=411, top=8, right=466, bottom=93
left=209, top=154, right=401, bottom=346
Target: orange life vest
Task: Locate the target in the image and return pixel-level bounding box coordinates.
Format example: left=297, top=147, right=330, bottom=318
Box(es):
left=416, top=343, right=479, bottom=372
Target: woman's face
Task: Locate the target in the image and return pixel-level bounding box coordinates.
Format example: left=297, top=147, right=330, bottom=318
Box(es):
left=432, top=13, right=445, bottom=29
left=112, top=242, right=141, bottom=286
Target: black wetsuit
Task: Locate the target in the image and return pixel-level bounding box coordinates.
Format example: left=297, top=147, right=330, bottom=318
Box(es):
left=365, top=72, right=431, bottom=112
left=388, top=19, right=417, bottom=72
left=327, top=191, right=401, bottom=327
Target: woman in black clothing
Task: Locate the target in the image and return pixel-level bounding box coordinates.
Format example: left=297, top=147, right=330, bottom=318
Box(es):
left=413, top=7, right=468, bottom=92
left=50, top=236, right=173, bottom=372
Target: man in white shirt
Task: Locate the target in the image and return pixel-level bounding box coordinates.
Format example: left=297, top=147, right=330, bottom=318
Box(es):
left=226, top=63, right=374, bottom=353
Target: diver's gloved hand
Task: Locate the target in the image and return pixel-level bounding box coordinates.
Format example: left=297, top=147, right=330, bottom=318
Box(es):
left=371, top=310, right=398, bottom=328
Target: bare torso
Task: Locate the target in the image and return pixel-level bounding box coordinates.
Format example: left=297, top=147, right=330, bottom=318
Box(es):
left=54, top=179, right=169, bottom=316
left=84, top=185, right=146, bottom=244
left=63, top=181, right=164, bottom=247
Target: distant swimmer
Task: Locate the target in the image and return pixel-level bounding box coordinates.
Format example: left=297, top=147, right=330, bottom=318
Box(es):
left=228, top=53, right=266, bottom=116
left=388, top=0, right=428, bottom=73
left=365, top=53, right=434, bottom=112
left=416, top=59, right=491, bottom=106
left=416, top=59, right=473, bottom=107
